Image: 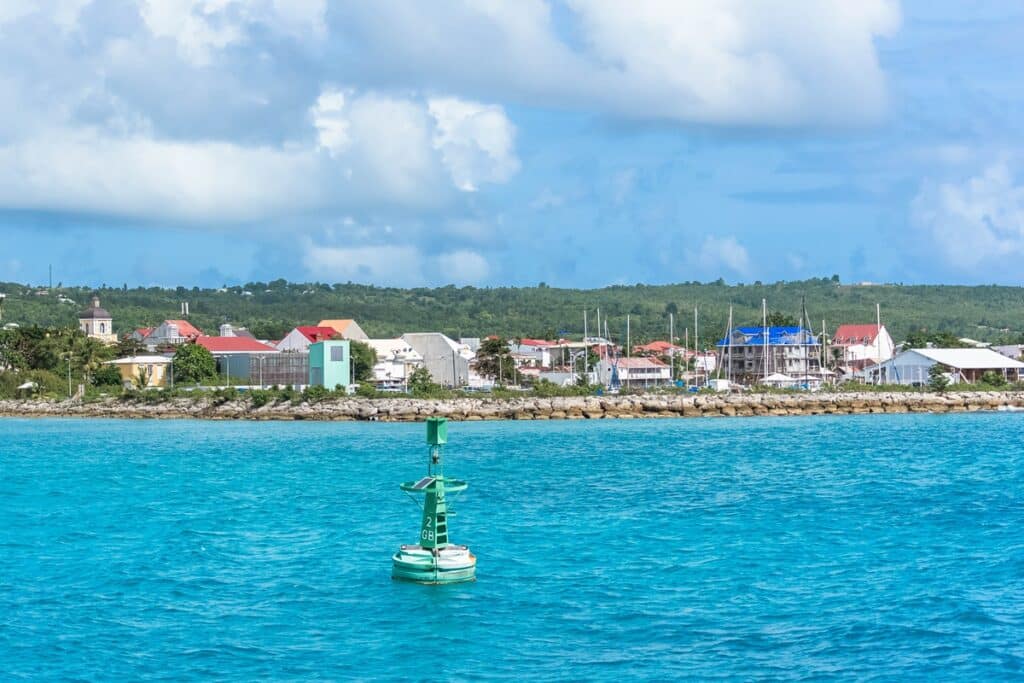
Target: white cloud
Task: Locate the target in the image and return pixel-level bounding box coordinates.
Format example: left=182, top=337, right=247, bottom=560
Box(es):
left=140, top=1, right=245, bottom=66
left=0, top=128, right=321, bottom=221
left=695, top=235, right=751, bottom=275
left=303, top=241, right=426, bottom=286
left=428, top=97, right=519, bottom=191
left=911, top=163, right=1024, bottom=269
left=139, top=0, right=326, bottom=66
left=311, top=88, right=351, bottom=156
left=330, top=0, right=900, bottom=127
left=0, top=79, right=518, bottom=222
left=437, top=249, right=490, bottom=283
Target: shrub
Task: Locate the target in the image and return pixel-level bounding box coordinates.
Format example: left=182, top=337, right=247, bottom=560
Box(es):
left=249, top=389, right=271, bottom=407
left=355, top=383, right=382, bottom=398
left=0, top=369, right=67, bottom=398
left=979, top=371, right=1007, bottom=388
left=302, top=385, right=331, bottom=403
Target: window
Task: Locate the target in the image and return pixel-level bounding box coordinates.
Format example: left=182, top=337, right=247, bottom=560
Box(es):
left=330, top=346, right=344, bottom=362
left=100, top=322, right=106, bottom=333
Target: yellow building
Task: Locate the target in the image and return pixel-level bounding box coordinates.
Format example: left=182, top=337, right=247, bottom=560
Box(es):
left=106, top=356, right=172, bottom=388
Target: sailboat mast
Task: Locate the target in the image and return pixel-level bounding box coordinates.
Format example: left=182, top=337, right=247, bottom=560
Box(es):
left=583, top=309, right=589, bottom=380
left=685, top=327, right=690, bottom=388
left=669, top=312, right=675, bottom=381
left=693, top=305, right=699, bottom=387
left=762, top=298, right=768, bottom=382
left=876, top=303, right=882, bottom=382
left=728, top=305, right=733, bottom=384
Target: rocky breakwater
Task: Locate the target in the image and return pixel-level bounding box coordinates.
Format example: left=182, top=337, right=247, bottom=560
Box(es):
left=2, top=391, right=1024, bottom=422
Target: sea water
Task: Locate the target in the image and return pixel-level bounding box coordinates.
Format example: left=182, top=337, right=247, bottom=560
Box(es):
left=1, top=413, right=1022, bottom=680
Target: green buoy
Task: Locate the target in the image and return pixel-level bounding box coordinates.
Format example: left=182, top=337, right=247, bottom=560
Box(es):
left=391, top=417, right=477, bottom=584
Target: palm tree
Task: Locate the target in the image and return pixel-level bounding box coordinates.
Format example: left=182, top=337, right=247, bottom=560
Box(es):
left=134, top=366, right=151, bottom=389
left=72, top=336, right=109, bottom=385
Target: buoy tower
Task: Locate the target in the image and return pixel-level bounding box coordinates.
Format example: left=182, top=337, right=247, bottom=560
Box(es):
left=391, top=417, right=476, bottom=584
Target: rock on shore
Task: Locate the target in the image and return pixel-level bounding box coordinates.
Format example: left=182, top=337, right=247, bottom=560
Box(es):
left=2, top=391, right=1024, bottom=422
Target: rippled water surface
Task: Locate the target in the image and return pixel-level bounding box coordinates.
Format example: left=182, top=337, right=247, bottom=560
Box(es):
left=2, top=414, right=1024, bottom=680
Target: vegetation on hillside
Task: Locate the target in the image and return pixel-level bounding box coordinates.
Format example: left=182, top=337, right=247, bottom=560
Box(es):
left=3, top=277, right=1024, bottom=348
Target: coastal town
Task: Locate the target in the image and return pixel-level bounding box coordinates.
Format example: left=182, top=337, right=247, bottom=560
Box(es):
left=3, top=289, right=1023, bottom=399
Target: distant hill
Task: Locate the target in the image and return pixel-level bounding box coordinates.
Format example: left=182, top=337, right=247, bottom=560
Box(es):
left=2, top=277, right=1023, bottom=346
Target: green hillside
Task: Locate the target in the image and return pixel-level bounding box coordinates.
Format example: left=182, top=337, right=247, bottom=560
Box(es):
left=2, top=277, right=1023, bottom=347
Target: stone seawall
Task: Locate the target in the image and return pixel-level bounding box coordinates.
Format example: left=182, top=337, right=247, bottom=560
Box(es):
left=2, top=391, right=1024, bottom=422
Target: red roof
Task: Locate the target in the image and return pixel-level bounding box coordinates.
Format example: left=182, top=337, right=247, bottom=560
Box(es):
left=134, top=327, right=153, bottom=337
left=612, top=357, right=668, bottom=368
left=195, top=336, right=277, bottom=353
left=833, top=324, right=883, bottom=345
left=296, top=326, right=340, bottom=343
left=519, top=338, right=555, bottom=347
left=166, top=319, right=202, bottom=338
left=634, top=340, right=681, bottom=354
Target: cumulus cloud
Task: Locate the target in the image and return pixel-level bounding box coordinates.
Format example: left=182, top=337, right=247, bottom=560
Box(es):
left=911, top=163, right=1024, bottom=269
left=0, top=76, right=516, bottom=221
left=0, top=128, right=320, bottom=222
left=694, top=235, right=751, bottom=275
left=428, top=97, right=519, bottom=191
left=329, top=0, right=900, bottom=127
left=139, top=0, right=326, bottom=66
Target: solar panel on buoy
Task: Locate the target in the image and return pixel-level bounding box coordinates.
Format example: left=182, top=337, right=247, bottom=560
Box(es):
left=412, top=476, right=435, bottom=490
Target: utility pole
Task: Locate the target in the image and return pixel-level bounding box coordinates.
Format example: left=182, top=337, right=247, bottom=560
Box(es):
left=693, top=306, right=699, bottom=387
left=626, top=314, right=631, bottom=358
left=684, top=327, right=689, bottom=388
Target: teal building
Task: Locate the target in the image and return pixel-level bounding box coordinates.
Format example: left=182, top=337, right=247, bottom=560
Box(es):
left=309, top=339, right=351, bottom=389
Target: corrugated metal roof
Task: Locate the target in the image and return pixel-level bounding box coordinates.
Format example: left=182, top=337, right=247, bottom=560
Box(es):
left=911, top=348, right=1024, bottom=369
left=717, top=326, right=818, bottom=347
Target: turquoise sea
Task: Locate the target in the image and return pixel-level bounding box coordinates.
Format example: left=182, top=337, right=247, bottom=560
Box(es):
left=2, top=414, right=1023, bottom=680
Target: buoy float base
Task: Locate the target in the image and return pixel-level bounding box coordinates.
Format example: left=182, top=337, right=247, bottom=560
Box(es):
left=391, top=544, right=476, bottom=585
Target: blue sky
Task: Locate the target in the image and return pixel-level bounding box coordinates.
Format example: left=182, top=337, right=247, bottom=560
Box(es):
left=1, top=1, right=1022, bottom=288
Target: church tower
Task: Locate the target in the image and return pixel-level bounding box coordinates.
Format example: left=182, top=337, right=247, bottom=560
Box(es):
left=78, top=294, right=116, bottom=343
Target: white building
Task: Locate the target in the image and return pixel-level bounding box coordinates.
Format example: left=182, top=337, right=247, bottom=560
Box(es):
left=136, top=319, right=203, bottom=348
left=78, top=295, right=116, bottom=343
left=832, top=324, right=895, bottom=370
left=863, top=348, right=1024, bottom=385
left=510, top=339, right=556, bottom=368
left=596, top=357, right=671, bottom=389
left=401, top=333, right=473, bottom=387
left=365, top=338, right=424, bottom=389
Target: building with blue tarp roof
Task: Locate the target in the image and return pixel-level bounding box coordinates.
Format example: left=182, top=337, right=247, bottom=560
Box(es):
left=717, top=326, right=822, bottom=384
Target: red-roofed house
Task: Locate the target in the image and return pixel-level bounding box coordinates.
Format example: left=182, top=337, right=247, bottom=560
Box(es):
left=633, top=340, right=685, bottom=356
left=832, top=323, right=895, bottom=371
left=510, top=338, right=557, bottom=368
left=134, top=319, right=203, bottom=348
left=275, top=326, right=340, bottom=352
